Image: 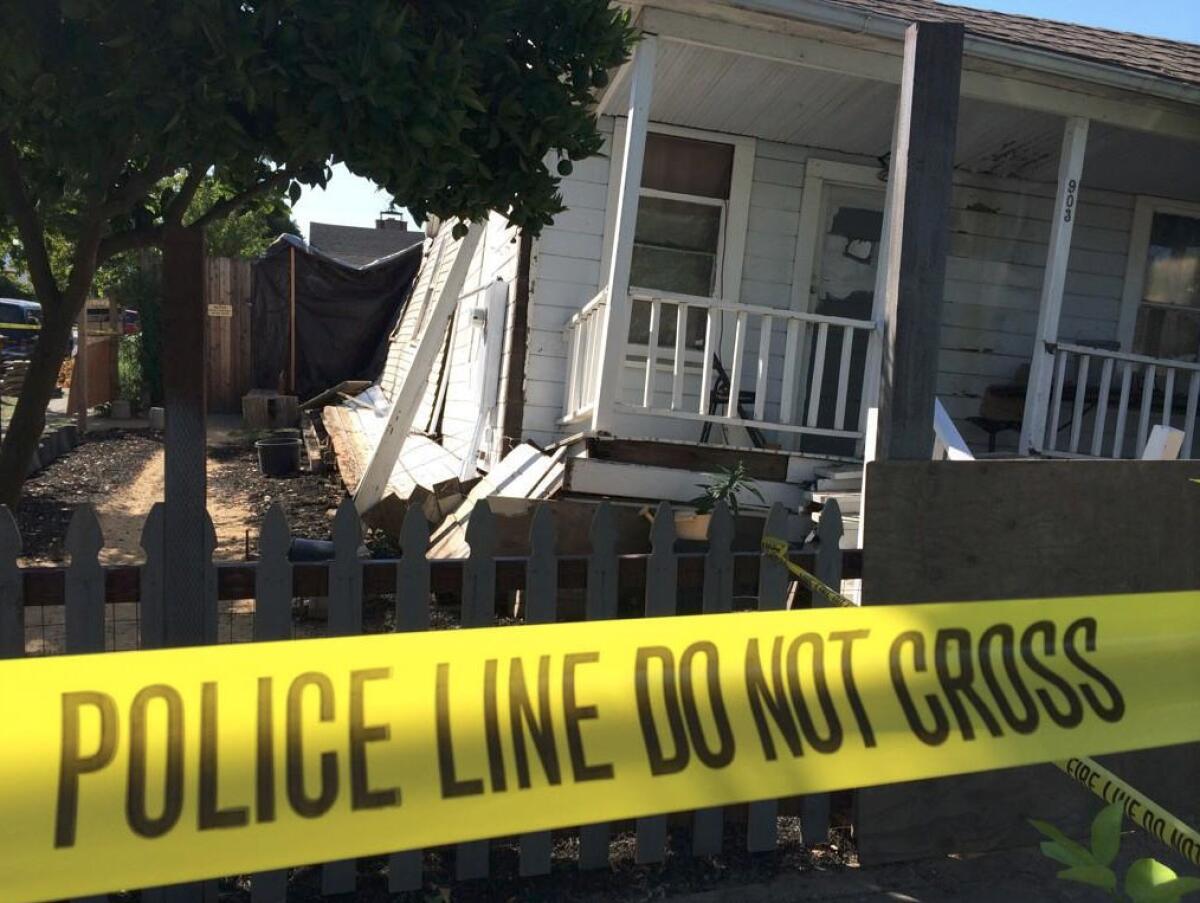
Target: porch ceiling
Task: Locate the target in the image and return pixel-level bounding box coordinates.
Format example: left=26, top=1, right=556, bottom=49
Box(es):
left=621, top=39, right=1200, bottom=202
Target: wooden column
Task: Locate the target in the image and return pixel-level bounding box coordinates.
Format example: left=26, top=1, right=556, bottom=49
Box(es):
left=161, top=225, right=211, bottom=647
left=590, top=34, right=657, bottom=434
left=1019, top=116, right=1090, bottom=454
left=875, top=22, right=964, bottom=461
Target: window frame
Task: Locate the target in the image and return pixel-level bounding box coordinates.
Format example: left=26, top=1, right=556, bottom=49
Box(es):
left=630, top=187, right=728, bottom=299
left=601, top=120, right=754, bottom=305
left=600, top=121, right=754, bottom=371
left=1118, top=195, right=1200, bottom=356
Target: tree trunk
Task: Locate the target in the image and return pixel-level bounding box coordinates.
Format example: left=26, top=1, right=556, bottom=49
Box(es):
left=0, top=309, right=74, bottom=508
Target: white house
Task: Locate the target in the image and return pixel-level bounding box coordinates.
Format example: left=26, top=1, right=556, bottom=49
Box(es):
left=325, top=0, right=1200, bottom=543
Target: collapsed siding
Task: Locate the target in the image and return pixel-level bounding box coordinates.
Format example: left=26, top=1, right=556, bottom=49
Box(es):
left=378, top=213, right=521, bottom=472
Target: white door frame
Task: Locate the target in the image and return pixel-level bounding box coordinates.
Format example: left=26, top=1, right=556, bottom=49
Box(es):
left=790, top=159, right=886, bottom=314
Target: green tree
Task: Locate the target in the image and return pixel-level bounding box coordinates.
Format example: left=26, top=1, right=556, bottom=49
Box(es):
left=0, top=0, right=633, bottom=504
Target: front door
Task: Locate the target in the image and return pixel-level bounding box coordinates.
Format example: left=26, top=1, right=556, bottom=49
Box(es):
left=801, top=182, right=885, bottom=455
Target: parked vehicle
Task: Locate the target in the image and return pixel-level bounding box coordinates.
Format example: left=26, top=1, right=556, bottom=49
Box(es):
left=0, top=298, right=42, bottom=360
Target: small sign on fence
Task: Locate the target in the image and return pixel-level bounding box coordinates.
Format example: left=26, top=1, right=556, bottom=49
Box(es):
left=207, top=303, right=233, bottom=318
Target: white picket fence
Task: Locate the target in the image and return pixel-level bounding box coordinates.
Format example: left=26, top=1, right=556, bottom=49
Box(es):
left=1, top=495, right=847, bottom=896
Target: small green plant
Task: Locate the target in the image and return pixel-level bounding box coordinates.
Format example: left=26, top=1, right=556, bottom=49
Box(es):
left=117, top=333, right=143, bottom=407
left=1031, top=803, right=1200, bottom=901
left=689, top=462, right=764, bottom=516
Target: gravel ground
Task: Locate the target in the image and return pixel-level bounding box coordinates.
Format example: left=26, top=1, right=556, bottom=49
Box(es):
left=16, top=429, right=163, bottom=562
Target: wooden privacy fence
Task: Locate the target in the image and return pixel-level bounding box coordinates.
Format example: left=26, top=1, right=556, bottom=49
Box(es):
left=0, top=496, right=848, bottom=897
left=206, top=257, right=253, bottom=414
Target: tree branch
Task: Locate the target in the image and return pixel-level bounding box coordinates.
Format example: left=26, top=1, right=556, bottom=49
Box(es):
left=0, top=132, right=62, bottom=308
left=164, top=165, right=206, bottom=226
left=187, top=168, right=291, bottom=230
left=96, top=225, right=164, bottom=265
left=97, top=153, right=172, bottom=219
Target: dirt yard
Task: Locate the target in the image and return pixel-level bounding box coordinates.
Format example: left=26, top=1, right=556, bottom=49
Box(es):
left=16, top=426, right=343, bottom=564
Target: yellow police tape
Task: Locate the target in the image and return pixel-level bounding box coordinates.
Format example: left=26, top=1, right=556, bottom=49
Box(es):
left=1, top=591, right=1198, bottom=901
left=761, top=535, right=1200, bottom=866
left=1058, top=757, right=1200, bottom=867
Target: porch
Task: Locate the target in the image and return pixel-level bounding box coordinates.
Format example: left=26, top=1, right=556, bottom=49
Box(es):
left=553, top=5, right=1200, bottom=464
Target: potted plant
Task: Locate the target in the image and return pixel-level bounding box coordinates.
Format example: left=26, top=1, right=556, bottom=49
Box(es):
left=674, top=462, right=765, bottom=540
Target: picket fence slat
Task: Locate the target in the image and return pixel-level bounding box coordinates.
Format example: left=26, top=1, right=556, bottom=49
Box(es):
left=692, top=501, right=734, bottom=856
left=747, top=503, right=791, bottom=853
left=323, top=499, right=363, bottom=896
left=140, top=503, right=165, bottom=648
left=578, top=501, right=618, bottom=869
left=65, top=504, right=105, bottom=653
left=389, top=506, right=431, bottom=893
left=798, top=499, right=844, bottom=846
left=519, top=505, right=557, bottom=876
left=636, top=501, right=677, bottom=864
left=251, top=504, right=291, bottom=903
left=456, top=501, right=496, bottom=880
left=0, top=507, right=23, bottom=658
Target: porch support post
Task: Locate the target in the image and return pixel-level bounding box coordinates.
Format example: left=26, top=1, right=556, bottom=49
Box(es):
left=591, top=34, right=657, bottom=434
left=1019, top=116, right=1090, bottom=454
left=875, top=22, right=964, bottom=461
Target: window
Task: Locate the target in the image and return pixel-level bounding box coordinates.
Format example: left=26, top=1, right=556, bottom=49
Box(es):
left=628, top=132, right=733, bottom=349
left=1130, top=210, right=1200, bottom=361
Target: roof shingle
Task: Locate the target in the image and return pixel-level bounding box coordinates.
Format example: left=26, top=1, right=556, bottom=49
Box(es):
left=822, top=0, right=1200, bottom=89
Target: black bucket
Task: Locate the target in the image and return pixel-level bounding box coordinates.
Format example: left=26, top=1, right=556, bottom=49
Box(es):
left=255, top=436, right=301, bottom=477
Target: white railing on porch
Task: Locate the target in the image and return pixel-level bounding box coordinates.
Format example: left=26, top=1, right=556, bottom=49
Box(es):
left=563, top=287, right=879, bottom=443
left=561, top=287, right=609, bottom=423
left=1041, top=342, right=1200, bottom=459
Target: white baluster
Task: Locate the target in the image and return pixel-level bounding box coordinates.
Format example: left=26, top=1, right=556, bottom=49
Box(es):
left=726, top=312, right=747, bottom=419
left=643, top=299, right=660, bottom=409
left=1069, top=353, right=1090, bottom=453
left=754, top=316, right=772, bottom=422
left=1046, top=350, right=1068, bottom=452
left=1090, top=357, right=1114, bottom=457
left=806, top=322, right=829, bottom=428
left=834, top=325, right=855, bottom=432
left=671, top=303, right=688, bottom=411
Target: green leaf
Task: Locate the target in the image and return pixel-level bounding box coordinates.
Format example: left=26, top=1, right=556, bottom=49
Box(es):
left=1041, top=841, right=1090, bottom=869
left=1138, top=877, right=1200, bottom=903
left=1090, top=802, right=1124, bottom=866
left=1058, top=864, right=1117, bottom=893
left=1030, top=818, right=1094, bottom=867
left=1127, top=858, right=1180, bottom=903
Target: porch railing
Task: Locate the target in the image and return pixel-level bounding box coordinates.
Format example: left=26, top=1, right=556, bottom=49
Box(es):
left=1041, top=342, right=1200, bottom=459
left=563, top=287, right=879, bottom=443
left=561, top=287, right=609, bottom=423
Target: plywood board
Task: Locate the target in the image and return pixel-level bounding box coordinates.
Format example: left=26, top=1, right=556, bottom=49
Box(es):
left=855, top=459, right=1200, bottom=864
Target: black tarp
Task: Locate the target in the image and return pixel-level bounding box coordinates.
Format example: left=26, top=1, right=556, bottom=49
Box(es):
left=250, top=234, right=421, bottom=401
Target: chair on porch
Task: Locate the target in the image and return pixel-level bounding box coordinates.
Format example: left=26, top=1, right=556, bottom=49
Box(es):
left=698, top=354, right=767, bottom=449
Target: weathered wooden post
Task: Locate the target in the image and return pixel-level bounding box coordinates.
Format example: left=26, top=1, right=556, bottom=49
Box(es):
left=874, top=21, right=964, bottom=461
left=161, top=224, right=212, bottom=645
left=154, top=223, right=213, bottom=903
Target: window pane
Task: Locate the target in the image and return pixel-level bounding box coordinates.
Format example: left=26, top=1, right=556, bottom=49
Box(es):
left=634, top=196, right=722, bottom=254
left=642, top=133, right=733, bottom=199
left=629, top=245, right=716, bottom=298
left=1143, top=213, right=1200, bottom=309
left=1134, top=306, right=1200, bottom=361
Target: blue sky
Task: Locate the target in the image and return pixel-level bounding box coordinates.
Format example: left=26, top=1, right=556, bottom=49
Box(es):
left=291, top=0, right=1199, bottom=240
